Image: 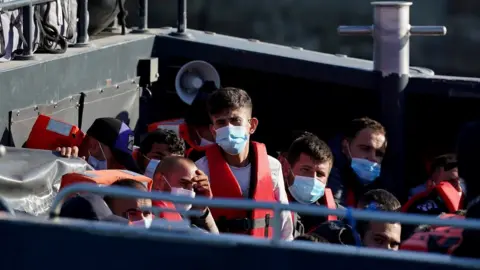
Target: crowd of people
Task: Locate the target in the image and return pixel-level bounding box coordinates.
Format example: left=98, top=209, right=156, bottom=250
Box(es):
left=3, top=86, right=479, bottom=258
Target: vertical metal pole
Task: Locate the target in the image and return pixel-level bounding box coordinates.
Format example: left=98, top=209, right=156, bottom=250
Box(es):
left=169, top=0, right=192, bottom=38
left=337, top=1, right=446, bottom=201
left=15, top=4, right=35, bottom=60
left=131, top=0, right=149, bottom=33
left=72, top=0, right=90, bottom=47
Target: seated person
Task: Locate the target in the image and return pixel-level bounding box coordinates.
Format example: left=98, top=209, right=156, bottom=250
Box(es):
left=103, top=179, right=153, bottom=222
left=294, top=233, right=329, bottom=243
left=277, top=130, right=313, bottom=181
left=327, top=117, right=387, bottom=207
left=285, top=133, right=338, bottom=236
left=153, top=156, right=219, bottom=234
left=410, top=154, right=464, bottom=197
left=195, top=87, right=293, bottom=239
left=58, top=193, right=129, bottom=224
left=402, top=155, right=464, bottom=216
left=57, top=117, right=140, bottom=172
left=136, top=129, right=185, bottom=177
left=311, top=189, right=402, bottom=250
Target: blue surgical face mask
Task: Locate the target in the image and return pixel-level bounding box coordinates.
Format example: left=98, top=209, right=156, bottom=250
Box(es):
left=288, top=175, right=325, bottom=204
left=88, top=143, right=108, bottom=170
left=351, top=158, right=381, bottom=185
left=215, top=125, right=249, bottom=155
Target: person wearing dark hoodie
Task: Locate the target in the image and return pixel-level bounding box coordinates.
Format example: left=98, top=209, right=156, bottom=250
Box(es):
left=327, top=117, right=387, bottom=207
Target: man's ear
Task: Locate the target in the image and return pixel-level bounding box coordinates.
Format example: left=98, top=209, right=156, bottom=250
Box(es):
left=209, top=124, right=216, bottom=138
left=249, top=117, right=259, bottom=134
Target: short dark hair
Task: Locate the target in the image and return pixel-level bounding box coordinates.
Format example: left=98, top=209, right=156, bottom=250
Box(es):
left=356, top=189, right=401, bottom=237
left=294, top=233, right=329, bottom=243
left=104, top=179, right=148, bottom=207
left=139, top=129, right=185, bottom=156
left=344, top=117, right=386, bottom=141
left=429, top=153, right=457, bottom=176
left=207, top=87, right=253, bottom=116
left=287, top=134, right=333, bottom=167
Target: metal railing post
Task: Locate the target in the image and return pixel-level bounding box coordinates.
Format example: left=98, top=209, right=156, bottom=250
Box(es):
left=169, top=0, right=192, bottom=38
left=338, top=2, right=446, bottom=199
left=131, top=0, right=149, bottom=33
left=15, top=4, right=35, bottom=60
left=71, top=0, right=89, bottom=47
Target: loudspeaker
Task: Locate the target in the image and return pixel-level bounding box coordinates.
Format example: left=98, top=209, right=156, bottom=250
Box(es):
left=175, top=60, right=220, bottom=105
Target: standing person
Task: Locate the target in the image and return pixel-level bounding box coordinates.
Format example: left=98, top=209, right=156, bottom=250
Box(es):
left=196, top=87, right=293, bottom=240
left=328, top=117, right=387, bottom=207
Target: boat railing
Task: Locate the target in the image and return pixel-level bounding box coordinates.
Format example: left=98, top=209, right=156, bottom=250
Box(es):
left=51, top=183, right=480, bottom=244
left=0, top=0, right=150, bottom=59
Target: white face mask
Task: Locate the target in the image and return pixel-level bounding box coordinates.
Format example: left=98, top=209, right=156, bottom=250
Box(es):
left=163, top=176, right=196, bottom=211
left=88, top=142, right=108, bottom=170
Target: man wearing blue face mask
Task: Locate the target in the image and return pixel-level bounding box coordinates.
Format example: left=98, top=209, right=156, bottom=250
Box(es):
left=285, top=134, right=338, bottom=236
left=327, top=117, right=387, bottom=207
left=195, top=87, right=293, bottom=240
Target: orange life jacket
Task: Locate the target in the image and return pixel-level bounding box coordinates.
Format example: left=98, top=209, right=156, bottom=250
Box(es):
left=346, top=189, right=357, bottom=208
left=402, top=181, right=464, bottom=213
left=60, top=170, right=153, bottom=191
left=25, top=114, right=85, bottom=150
left=400, top=214, right=464, bottom=254
left=147, top=118, right=209, bottom=155
left=206, top=142, right=276, bottom=238
left=152, top=200, right=183, bottom=221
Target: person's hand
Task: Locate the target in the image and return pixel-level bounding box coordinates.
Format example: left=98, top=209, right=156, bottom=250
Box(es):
left=191, top=170, right=212, bottom=199
left=191, top=170, right=212, bottom=214
left=55, top=146, right=82, bottom=159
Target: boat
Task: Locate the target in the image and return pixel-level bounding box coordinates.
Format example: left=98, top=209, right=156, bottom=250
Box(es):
left=0, top=0, right=479, bottom=268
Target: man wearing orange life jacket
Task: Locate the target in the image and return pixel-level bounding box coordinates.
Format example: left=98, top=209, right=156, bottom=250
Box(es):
left=284, top=133, right=338, bottom=236
left=147, top=82, right=217, bottom=161
left=152, top=156, right=219, bottom=233
left=327, top=117, right=387, bottom=207
left=135, top=129, right=186, bottom=177
left=55, top=117, right=141, bottom=173
left=195, top=87, right=293, bottom=240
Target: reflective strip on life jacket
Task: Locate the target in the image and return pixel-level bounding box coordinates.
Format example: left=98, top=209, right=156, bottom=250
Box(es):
left=206, top=142, right=276, bottom=238
left=25, top=114, right=85, bottom=150
left=152, top=200, right=183, bottom=221
left=60, top=169, right=153, bottom=191
left=400, top=214, right=464, bottom=254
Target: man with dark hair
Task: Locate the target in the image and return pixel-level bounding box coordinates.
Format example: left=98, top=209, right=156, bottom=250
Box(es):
left=136, top=129, right=186, bottom=177
left=104, top=178, right=152, bottom=222
left=311, top=189, right=401, bottom=250
left=328, top=117, right=387, bottom=207
left=285, top=134, right=338, bottom=235
left=196, top=87, right=293, bottom=240
left=410, top=153, right=464, bottom=197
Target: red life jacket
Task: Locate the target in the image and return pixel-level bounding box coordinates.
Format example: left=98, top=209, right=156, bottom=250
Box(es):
left=346, top=189, right=357, bottom=208
left=290, top=188, right=337, bottom=224
left=147, top=119, right=209, bottom=157
left=206, top=142, right=276, bottom=238
left=400, top=214, right=464, bottom=254
left=152, top=200, right=183, bottom=221
left=402, top=181, right=464, bottom=213
left=25, top=114, right=85, bottom=150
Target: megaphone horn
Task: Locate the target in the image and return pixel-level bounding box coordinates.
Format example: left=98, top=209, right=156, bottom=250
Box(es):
left=175, top=60, right=221, bottom=105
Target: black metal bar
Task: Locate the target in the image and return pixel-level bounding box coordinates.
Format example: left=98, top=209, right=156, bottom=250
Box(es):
left=169, top=0, right=191, bottom=38
left=0, top=0, right=54, bottom=11
left=72, top=0, right=89, bottom=47
left=131, top=0, right=149, bottom=34
left=15, top=4, right=35, bottom=60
